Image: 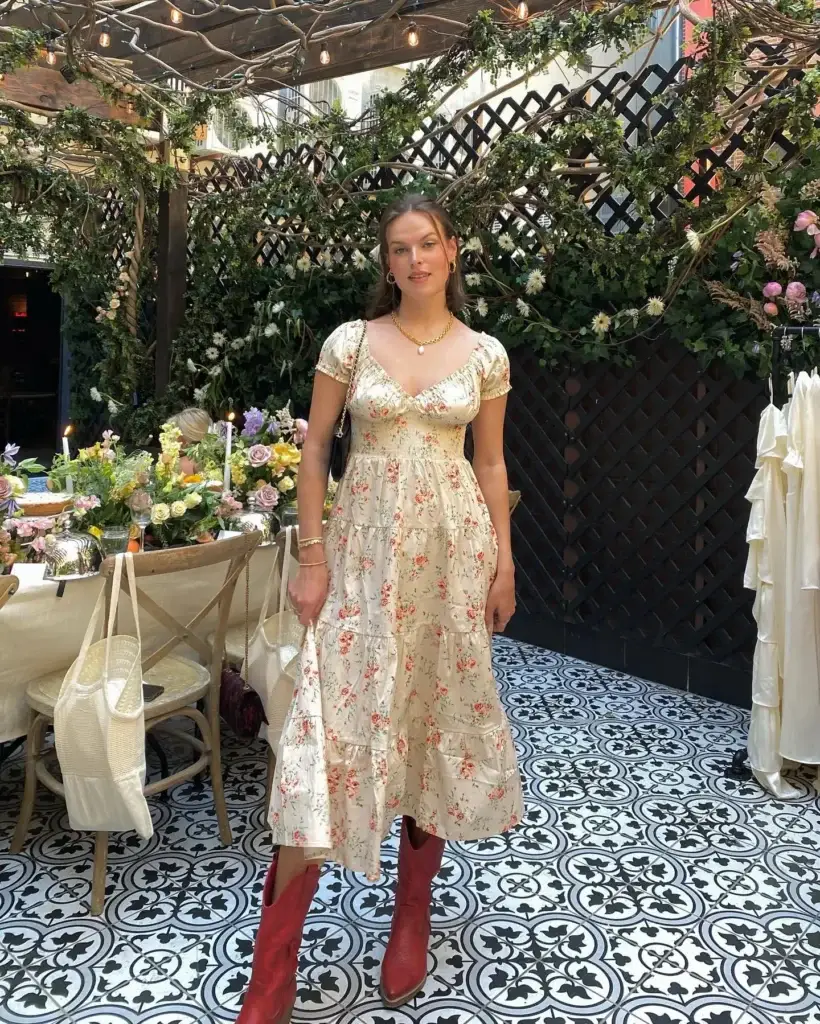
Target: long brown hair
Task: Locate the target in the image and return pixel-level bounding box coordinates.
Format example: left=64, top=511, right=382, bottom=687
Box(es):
left=367, top=194, right=467, bottom=319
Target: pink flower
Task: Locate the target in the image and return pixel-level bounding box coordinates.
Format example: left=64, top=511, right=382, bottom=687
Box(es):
left=764, top=302, right=779, bottom=316
left=30, top=537, right=46, bottom=554
left=293, top=418, right=309, bottom=444
left=254, top=484, right=280, bottom=511
left=0, top=478, right=11, bottom=502
left=217, top=494, right=243, bottom=517
left=247, top=444, right=271, bottom=468
left=74, top=495, right=101, bottom=512
left=786, top=281, right=807, bottom=303
left=762, top=282, right=782, bottom=298
left=15, top=521, right=35, bottom=538
left=794, top=210, right=818, bottom=232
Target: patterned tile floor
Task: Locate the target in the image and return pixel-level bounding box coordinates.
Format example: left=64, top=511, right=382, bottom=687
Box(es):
left=1, top=638, right=819, bottom=1024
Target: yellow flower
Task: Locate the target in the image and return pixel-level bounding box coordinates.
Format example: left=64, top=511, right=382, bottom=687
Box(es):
left=231, top=466, right=246, bottom=486
left=183, top=474, right=202, bottom=484
left=272, top=441, right=301, bottom=467
left=170, top=500, right=187, bottom=518
left=183, top=492, right=202, bottom=509
left=88, top=525, right=103, bottom=539
left=6, top=475, right=25, bottom=497
left=277, top=476, right=295, bottom=493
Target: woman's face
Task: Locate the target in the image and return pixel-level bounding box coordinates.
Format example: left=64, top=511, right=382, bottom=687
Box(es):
left=385, top=211, right=458, bottom=302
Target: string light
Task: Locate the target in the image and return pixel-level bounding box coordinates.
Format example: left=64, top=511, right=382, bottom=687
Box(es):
left=169, top=6, right=184, bottom=24
left=319, top=43, right=331, bottom=65
left=46, top=45, right=58, bottom=66
left=99, top=24, right=111, bottom=48
left=516, top=0, right=529, bottom=18
left=406, top=22, right=420, bottom=47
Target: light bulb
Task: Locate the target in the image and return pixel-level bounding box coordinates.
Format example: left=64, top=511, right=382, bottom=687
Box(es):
left=170, top=7, right=183, bottom=25
left=516, top=0, right=529, bottom=18
left=319, top=43, right=330, bottom=65
left=406, top=23, right=419, bottom=47
left=0, top=73, right=5, bottom=83
left=46, top=47, right=57, bottom=66
left=99, top=29, right=111, bottom=48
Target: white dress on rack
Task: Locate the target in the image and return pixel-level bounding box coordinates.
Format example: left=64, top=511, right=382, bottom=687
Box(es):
left=780, top=372, right=820, bottom=767
left=744, top=401, right=797, bottom=797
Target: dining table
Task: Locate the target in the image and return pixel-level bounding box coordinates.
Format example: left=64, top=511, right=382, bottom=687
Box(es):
left=0, top=541, right=286, bottom=744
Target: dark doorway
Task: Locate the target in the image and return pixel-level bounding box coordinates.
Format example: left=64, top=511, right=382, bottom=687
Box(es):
left=0, top=265, right=63, bottom=462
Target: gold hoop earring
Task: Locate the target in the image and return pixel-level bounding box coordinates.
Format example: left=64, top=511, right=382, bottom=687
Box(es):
left=386, top=270, right=396, bottom=285
left=449, top=260, right=457, bottom=274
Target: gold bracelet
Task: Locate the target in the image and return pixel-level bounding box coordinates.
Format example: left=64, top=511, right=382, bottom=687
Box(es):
left=298, top=536, right=324, bottom=549
left=300, top=558, right=327, bottom=567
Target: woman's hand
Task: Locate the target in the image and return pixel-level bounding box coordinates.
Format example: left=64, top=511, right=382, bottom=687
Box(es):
left=485, top=568, right=515, bottom=633
left=289, top=564, right=330, bottom=626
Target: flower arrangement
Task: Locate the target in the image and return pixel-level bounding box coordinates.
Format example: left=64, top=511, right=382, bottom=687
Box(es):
left=231, top=403, right=305, bottom=511
left=49, top=431, right=152, bottom=534
left=0, top=443, right=45, bottom=517
left=1, top=517, right=57, bottom=566
left=145, top=422, right=221, bottom=547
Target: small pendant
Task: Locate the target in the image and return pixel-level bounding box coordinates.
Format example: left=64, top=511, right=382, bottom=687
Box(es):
left=418, top=345, right=425, bottom=354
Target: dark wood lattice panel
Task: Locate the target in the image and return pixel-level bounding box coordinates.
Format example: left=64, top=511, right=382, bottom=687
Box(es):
left=508, top=341, right=767, bottom=670
left=187, top=42, right=805, bottom=274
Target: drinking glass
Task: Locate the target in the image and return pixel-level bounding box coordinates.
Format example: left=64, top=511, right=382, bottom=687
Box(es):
left=128, top=490, right=152, bottom=553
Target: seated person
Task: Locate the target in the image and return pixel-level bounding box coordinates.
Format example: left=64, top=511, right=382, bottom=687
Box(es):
left=168, top=407, right=212, bottom=476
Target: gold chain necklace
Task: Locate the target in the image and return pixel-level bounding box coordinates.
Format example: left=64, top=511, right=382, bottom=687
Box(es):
left=391, top=311, right=454, bottom=355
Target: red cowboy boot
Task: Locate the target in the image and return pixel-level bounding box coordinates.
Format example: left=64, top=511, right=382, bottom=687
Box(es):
left=380, top=817, right=446, bottom=1007
left=235, top=852, right=321, bottom=1024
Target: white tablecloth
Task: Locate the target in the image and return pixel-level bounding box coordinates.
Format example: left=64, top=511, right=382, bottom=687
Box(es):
left=0, top=544, right=285, bottom=743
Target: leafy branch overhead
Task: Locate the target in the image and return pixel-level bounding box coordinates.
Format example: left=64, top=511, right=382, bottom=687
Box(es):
left=2, top=1, right=820, bottom=442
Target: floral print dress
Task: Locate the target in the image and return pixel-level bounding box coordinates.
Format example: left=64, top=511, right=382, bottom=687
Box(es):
left=268, top=320, right=524, bottom=879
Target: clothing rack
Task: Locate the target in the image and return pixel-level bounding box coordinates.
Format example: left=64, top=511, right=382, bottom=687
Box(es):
left=727, top=324, right=820, bottom=779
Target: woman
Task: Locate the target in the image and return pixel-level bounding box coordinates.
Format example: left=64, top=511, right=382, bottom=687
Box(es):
left=168, top=407, right=212, bottom=476
left=236, top=194, right=523, bottom=1024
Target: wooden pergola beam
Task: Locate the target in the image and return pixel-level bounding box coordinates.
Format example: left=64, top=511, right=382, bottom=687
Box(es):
left=0, top=65, right=141, bottom=120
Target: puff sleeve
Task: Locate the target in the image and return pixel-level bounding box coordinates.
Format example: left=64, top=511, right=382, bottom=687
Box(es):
left=479, top=336, right=512, bottom=401
left=315, top=321, right=364, bottom=384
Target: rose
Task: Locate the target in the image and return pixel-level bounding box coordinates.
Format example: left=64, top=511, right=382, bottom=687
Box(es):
left=150, top=503, right=171, bottom=525
left=248, top=444, right=272, bottom=468
left=170, top=501, right=187, bottom=518
left=764, top=302, right=779, bottom=316
left=277, top=476, right=295, bottom=494
left=5, top=476, right=24, bottom=496
left=0, top=478, right=11, bottom=503
left=183, top=492, right=202, bottom=509
left=254, top=484, right=280, bottom=511
left=293, top=418, right=309, bottom=445
left=762, top=282, right=782, bottom=298
left=786, top=281, right=807, bottom=303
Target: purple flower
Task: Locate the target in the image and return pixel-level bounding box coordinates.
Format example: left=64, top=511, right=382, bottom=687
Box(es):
left=2, top=443, right=19, bottom=468
left=267, top=419, right=280, bottom=436
left=241, top=407, right=266, bottom=438
left=247, top=444, right=272, bottom=468
left=812, top=291, right=820, bottom=306
left=254, top=484, right=280, bottom=511
left=762, top=281, right=782, bottom=298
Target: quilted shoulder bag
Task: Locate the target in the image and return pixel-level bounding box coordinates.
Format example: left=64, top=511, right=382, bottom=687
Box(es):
left=329, top=320, right=367, bottom=481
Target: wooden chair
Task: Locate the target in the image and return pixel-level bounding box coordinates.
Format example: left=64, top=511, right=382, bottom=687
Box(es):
left=213, top=529, right=299, bottom=811
left=11, top=532, right=260, bottom=915
left=0, top=574, right=19, bottom=611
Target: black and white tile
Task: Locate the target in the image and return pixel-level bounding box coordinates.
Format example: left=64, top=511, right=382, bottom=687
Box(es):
left=1, top=636, right=819, bottom=1024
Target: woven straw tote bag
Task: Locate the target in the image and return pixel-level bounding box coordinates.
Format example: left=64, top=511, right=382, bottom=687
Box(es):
left=244, top=525, right=305, bottom=753
left=54, top=552, right=152, bottom=839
